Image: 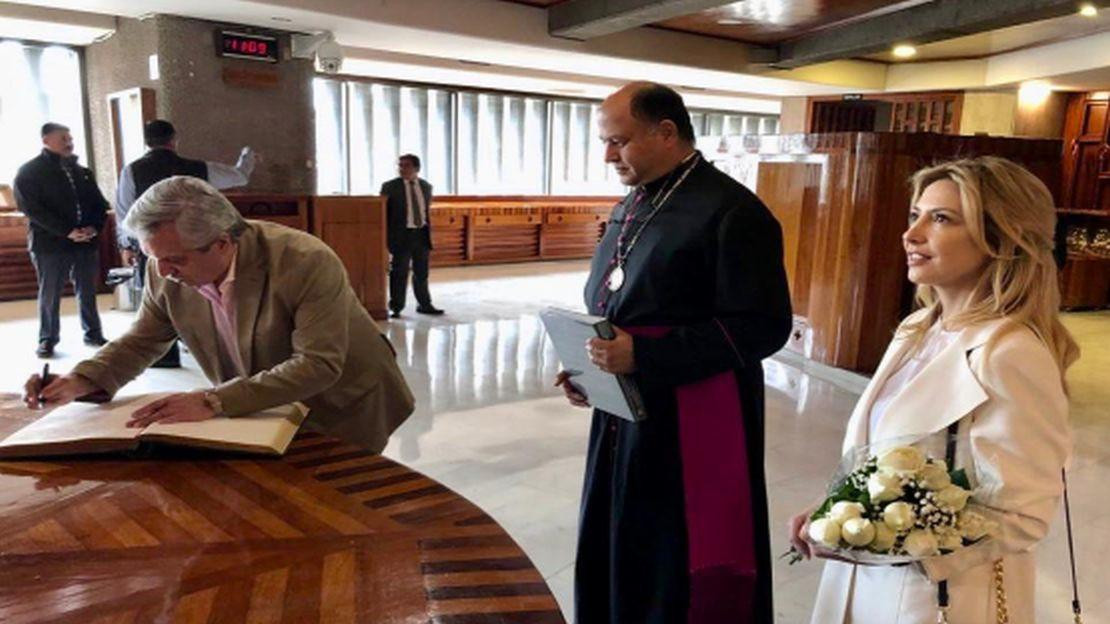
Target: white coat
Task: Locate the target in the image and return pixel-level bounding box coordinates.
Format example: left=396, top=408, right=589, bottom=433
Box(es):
left=810, top=313, right=1070, bottom=624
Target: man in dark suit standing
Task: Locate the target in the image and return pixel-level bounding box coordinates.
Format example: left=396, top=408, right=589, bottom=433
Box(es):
left=379, top=154, right=443, bottom=318
left=14, top=122, right=110, bottom=358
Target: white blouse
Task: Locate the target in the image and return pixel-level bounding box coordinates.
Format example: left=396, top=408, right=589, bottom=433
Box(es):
left=868, top=323, right=960, bottom=442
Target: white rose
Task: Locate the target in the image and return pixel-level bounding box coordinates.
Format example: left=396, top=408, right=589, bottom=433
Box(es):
left=869, top=522, right=897, bottom=553
left=882, top=501, right=917, bottom=532
left=828, top=501, right=865, bottom=525
left=903, top=529, right=940, bottom=557
left=918, top=461, right=951, bottom=491
left=957, top=510, right=995, bottom=541
left=808, top=518, right=842, bottom=549
left=936, top=485, right=972, bottom=512
left=936, top=528, right=964, bottom=551
left=868, top=470, right=904, bottom=504
left=841, top=517, right=877, bottom=547
left=877, top=446, right=926, bottom=476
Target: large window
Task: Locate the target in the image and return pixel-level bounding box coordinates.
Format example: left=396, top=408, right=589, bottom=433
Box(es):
left=0, top=41, right=88, bottom=184
left=313, top=77, right=779, bottom=196
left=457, top=92, right=548, bottom=194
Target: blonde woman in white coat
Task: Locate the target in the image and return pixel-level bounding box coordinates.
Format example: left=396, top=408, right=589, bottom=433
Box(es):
left=788, top=156, right=1080, bottom=624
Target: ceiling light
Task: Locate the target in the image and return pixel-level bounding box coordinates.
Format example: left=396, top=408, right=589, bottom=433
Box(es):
left=892, top=44, right=917, bottom=58
left=1019, top=80, right=1053, bottom=107
left=716, top=18, right=746, bottom=24
left=1079, top=4, right=1098, bottom=17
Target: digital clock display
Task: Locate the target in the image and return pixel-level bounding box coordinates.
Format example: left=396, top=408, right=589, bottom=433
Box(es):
left=218, top=31, right=279, bottom=63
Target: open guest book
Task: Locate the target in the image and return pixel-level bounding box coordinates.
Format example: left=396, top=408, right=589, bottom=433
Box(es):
left=0, top=394, right=309, bottom=458
left=539, top=307, right=647, bottom=422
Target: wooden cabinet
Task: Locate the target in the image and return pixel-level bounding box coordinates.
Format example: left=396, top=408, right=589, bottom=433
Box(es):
left=0, top=211, right=118, bottom=302
left=1061, top=93, right=1110, bottom=211
left=225, top=194, right=311, bottom=231
left=1058, top=92, right=1110, bottom=309
left=426, top=196, right=617, bottom=267
left=807, top=92, right=963, bottom=134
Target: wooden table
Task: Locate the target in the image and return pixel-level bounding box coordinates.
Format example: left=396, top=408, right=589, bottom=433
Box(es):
left=0, top=396, right=566, bottom=623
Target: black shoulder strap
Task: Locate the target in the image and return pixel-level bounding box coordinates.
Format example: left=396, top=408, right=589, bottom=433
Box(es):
left=937, top=420, right=961, bottom=611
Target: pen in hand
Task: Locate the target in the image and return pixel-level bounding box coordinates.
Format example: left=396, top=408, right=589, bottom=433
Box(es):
left=37, top=363, right=49, bottom=406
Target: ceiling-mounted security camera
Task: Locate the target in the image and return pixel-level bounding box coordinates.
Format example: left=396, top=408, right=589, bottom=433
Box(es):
left=291, top=31, right=344, bottom=74
left=316, top=39, right=344, bottom=73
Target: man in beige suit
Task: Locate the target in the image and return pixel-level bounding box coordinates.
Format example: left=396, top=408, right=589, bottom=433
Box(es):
left=23, top=176, right=414, bottom=453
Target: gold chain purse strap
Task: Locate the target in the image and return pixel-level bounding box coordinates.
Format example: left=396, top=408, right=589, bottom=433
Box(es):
left=994, top=560, right=1009, bottom=624
left=936, top=422, right=1010, bottom=624
left=937, top=442, right=1084, bottom=624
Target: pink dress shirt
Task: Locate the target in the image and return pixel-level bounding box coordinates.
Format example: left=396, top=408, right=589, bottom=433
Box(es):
left=196, top=250, right=247, bottom=379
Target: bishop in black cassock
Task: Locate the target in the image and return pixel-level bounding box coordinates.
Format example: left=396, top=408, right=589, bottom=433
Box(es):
left=562, top=82, right=791, bottom=623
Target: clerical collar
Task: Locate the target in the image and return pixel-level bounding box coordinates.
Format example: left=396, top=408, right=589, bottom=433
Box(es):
left=637, top=150, right=699, bottom=197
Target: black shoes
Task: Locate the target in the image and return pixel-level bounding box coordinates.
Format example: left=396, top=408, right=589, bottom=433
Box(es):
left=36, top=335, right=107, bottom=357
left=392, top=306, right=444, bottom=317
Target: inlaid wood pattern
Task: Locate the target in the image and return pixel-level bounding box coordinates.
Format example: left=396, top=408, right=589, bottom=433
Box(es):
left=0, top=399, right=564, bottom=624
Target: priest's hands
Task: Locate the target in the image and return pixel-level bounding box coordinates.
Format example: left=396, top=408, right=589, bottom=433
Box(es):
left=23, top=373, right=99, bottom=408
left=586, top=327, right=636, bottom=374
left=554, top=371, right=590, bottom=408
left=127, top=392, right=215, bottom=428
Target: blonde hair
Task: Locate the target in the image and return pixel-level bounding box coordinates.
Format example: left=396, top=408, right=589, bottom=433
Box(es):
left=901, top=156, right=1079, bottom=379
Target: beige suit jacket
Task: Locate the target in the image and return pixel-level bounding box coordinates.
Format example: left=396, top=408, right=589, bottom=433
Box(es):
left=74, top=220, right=414, bottom=452
left=811, top=311, right=1070, bottom=624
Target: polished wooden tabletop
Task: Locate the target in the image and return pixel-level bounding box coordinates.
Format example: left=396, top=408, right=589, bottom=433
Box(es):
left=0, top=396, right=566, bottom=623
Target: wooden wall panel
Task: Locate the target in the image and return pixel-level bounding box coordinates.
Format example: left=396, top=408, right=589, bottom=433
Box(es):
left=756, top=161, right=821, bottom=316
left=312, top=197, right=389, bottom=320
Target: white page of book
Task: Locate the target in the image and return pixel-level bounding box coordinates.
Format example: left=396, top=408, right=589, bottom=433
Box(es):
left=141, top=403, right=308, bottom=451
left=0, top=394, right=170, bottom=448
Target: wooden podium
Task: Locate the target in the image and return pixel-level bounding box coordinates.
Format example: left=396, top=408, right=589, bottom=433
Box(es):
left=312, top=196, right=389, bottom=320
left=227, top=194, right=389, bottom=321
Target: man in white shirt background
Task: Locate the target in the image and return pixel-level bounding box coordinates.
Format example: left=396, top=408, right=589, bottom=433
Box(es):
left=115, top=119, right=258, bottom=366
left=379, top=154, right=443, bottom=318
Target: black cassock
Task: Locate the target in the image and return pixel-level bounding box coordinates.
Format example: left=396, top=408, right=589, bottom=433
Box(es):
left=574, top=154, right=792, bottom=624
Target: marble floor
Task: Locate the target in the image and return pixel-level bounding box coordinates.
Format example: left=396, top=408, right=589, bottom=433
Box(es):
left=0, top=261, right=1107, bottom=623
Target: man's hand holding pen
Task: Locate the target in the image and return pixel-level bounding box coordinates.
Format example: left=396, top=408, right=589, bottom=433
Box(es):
left=23, top=371, right=99, bottom=409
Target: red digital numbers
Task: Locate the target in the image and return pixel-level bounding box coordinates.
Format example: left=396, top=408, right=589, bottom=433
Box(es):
left=222, top=34, right=273, bottom=59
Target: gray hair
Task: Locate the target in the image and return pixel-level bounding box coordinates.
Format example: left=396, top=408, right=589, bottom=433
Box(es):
left=124, top=176, right=247, bottom=248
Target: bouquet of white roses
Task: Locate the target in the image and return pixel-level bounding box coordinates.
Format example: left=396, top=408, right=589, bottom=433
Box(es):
left=804, top=444, right=997, bottom=563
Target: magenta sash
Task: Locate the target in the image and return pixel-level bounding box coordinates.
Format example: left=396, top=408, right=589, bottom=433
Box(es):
left=626, top=326, right=758, bottom=623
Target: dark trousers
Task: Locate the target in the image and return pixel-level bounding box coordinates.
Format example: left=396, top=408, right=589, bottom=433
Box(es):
left=389, top=228, right=433, bottom=313
left=30, top=245, right=103, bottom=346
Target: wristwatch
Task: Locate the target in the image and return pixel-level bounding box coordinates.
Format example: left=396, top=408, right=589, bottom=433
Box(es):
left=202, top=391, right=224, bottom=417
